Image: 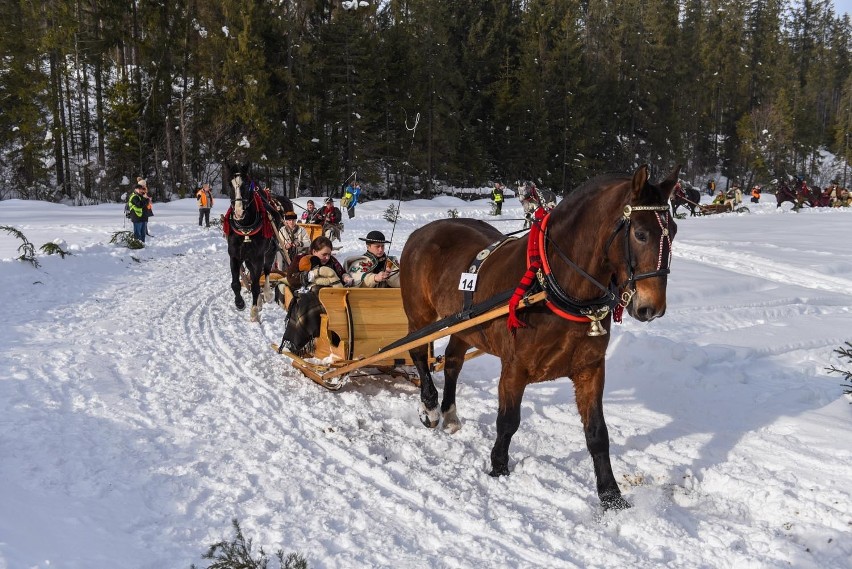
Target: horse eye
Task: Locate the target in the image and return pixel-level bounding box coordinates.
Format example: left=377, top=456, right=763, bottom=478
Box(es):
left=633, top=229, right=648, bottom=242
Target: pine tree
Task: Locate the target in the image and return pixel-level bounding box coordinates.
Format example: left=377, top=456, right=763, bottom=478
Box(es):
left=0, top=1, right=53, bottom=199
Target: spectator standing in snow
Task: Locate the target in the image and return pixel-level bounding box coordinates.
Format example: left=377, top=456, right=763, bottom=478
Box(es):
left=492, top=182, right=505, bottom=215
left=127, top=183, right=148, bottom=243
left=196, top=183, right=214, bottom=227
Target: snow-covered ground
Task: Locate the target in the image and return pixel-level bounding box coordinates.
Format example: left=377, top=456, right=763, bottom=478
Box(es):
left=1, top=193, right=850, bottom=569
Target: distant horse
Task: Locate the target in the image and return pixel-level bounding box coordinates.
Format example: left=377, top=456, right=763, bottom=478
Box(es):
left=672, top=184, right=701, bottom=216
left=812, top=187, right=830, bottom=207
left=223, top=164, right=292, bottom=321
left=775, top=182, right=798, bottom=208
left=519, top=187, right=558, bottom=229
left=792, top=181, right=826, bottom=208
left=400, top=165, right=679, bottom=511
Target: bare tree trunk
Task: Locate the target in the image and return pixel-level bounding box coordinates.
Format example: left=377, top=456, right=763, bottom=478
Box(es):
left=49, top=49, right=66, bottom=196
left=63, top=61, right=75, bottom=198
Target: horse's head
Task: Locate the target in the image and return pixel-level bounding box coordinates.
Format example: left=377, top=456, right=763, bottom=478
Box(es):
left=228, top=162, right=254, bottom=221
left=611, top=164, right=679, bottom=322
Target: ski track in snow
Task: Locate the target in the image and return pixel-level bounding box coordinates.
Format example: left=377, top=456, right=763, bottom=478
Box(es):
left=675, top=240, right=852, bottom=297
left=1, top=201, right=851, bottom=568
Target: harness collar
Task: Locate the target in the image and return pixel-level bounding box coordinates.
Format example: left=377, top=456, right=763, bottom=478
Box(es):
left=535, top=213, right=615, bottom=325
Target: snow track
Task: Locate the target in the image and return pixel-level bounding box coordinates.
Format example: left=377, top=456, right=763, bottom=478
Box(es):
left=1, top=201, right=851, bottom=568
left=676, top=240, right=852, bottom=297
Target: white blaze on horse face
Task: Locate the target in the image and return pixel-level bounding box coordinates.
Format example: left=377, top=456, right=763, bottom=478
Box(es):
left=232, top=175, right=246, bottom=221
left=233, top=197, right=245, bottom=221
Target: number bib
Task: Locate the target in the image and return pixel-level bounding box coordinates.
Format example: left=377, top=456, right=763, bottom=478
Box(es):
left=458, top=272, right=478, bottom=291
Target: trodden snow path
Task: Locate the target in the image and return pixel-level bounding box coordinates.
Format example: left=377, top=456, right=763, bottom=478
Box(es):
left=1, top=198, right=850, bottom=568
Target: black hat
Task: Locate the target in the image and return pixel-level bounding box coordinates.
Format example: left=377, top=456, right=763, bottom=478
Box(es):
left=325, top=197, right=334, bottom=204
left=284, top=211, right=298, bottom=220
left=359, top=230, right=391, bottom=244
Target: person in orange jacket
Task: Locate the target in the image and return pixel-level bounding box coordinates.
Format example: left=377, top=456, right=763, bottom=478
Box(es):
left=196, top=183, right=214, bottom=227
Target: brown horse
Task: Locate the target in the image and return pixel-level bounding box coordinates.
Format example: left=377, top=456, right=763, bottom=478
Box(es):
left=774, top=181, right=798, bottom=208
left=399, top=165, right=679, bottom=511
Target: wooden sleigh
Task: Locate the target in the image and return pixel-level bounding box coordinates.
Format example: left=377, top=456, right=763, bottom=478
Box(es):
left=298, top=223, right=323, bottom=241
left=679, top=195, right=750, bottom=216
left=271, top=285, right=547, bottom=391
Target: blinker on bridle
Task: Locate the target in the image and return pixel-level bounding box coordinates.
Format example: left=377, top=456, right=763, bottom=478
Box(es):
left=612, top=204, right=673, bottom=284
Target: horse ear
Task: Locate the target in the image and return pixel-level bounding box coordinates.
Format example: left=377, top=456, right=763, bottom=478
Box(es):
left=659, top=165, right=682, bottom=200
left=630, top=165, right=650, bottom=201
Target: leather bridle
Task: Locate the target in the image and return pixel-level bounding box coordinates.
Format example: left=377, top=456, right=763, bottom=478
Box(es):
left=538, top=203, right=673, bottom=323
left=229, top=177, right=264, bottom=236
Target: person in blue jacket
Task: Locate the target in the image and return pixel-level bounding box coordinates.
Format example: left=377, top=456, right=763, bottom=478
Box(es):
left=342, top=182, right=362, bottom=218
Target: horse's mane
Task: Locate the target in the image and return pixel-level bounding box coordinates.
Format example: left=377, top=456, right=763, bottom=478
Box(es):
left=559, top=172, right=631, bottom=211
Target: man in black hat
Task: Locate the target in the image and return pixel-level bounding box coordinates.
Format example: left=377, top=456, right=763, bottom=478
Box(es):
left=347, top=230, right=400, bottom=288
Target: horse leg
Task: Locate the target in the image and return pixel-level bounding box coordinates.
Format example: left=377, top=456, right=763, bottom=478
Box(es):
left=440, top=335, right=470, bottom=433
left=248, top=263, right=262, bottom=322
left=574, top=366, right=630, bottom=511
left=231, top=256, right=246, bottom=310
left=262, top=246, right=275, bottom=304
left=489, top=368, right=526, bottom=477
left=411, top=343, right=440, bottom=428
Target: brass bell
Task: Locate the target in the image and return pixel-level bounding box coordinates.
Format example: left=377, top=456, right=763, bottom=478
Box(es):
left=588, top=319, right=607, bottom=337
left=586, top=308, right=609, bottom=337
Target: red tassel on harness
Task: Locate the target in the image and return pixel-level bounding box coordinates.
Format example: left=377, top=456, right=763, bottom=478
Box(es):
left=507, top=208, right=549, bottom=333
left=222, top=206, right=233, bottom=236
left=255, top=192, right=275, bottom=238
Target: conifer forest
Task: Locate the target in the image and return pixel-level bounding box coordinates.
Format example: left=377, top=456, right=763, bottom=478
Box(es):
left=1, top=0, right=850, bottom=202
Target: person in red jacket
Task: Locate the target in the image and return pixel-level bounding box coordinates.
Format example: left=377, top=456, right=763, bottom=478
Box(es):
left=320, top=197, right=343, bottom=242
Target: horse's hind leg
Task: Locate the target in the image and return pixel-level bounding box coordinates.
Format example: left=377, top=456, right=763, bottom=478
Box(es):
left=248, top=263, right=262, bottom=322
left=262, top=244, right=275, bottom=304
left=411, top=343, right=440, bottom=428
left=231, top=256, right=246, bottom=310
left=440, top=335, right=470, bottom=433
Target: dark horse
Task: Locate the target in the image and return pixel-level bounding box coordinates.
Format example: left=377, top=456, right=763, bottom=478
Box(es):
left=399, top=165, right=678, bottom=511
left=224, top=164, right=292, bottom=321
left=672, top=184, right=701, bottom=216
left=774, top=181, right=799, bottom=208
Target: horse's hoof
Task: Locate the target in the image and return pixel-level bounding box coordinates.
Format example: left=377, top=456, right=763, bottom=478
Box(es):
left=601, top=493, right=632, bottom=512
left=235, top=299, right=246, bottom=310
left=250, top=306, right=260, bottom=322
left=419, top=403, right=440, bottom=428
left=489, top=464, right=510, bottom=477
left=442, top=405, right=461, bottom=434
